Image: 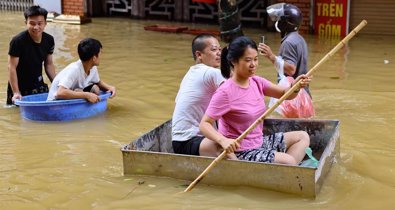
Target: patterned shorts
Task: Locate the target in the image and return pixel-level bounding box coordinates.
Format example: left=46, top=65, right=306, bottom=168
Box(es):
left=235, top=132, right=286, bottom=163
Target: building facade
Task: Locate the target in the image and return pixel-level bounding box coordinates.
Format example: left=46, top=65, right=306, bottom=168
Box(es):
left=86, top=0, right=395, bottom=36
left=1, top=0, right=393, bottom=35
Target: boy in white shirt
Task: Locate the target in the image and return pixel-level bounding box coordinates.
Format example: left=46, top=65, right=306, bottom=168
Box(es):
left=47, top=38, right=116, bottom=102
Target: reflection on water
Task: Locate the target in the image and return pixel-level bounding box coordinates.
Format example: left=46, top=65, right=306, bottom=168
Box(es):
left=0, top=13, right=394, bottom=209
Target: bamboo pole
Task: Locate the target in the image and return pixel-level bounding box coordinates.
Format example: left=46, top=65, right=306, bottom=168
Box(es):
left=184, top=20, right=368, bottom=193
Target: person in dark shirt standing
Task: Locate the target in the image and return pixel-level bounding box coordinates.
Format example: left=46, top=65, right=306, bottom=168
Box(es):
left=7, top=5, right=56, bottom=105
left=259, top=3, right=310, bottom=97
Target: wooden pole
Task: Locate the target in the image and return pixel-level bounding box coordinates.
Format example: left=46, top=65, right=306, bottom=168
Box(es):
left=184, top=20, right=368, bottom=193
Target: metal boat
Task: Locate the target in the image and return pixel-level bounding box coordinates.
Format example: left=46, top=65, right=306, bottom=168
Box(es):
left=121, top=118, right=340, bottom=197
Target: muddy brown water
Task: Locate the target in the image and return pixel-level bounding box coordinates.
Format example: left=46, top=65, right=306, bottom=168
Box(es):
left=0, top=13, right=394, bottom=209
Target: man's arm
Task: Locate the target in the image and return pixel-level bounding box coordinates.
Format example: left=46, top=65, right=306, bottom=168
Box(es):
left=258, top=43, right=296, bottom=76
left=282, top=60, right=296, bottom=76
left=44, top=54, right=56, bottom=82
left=8, top=55, right=22, bottom=102
left=97, top=80, right=116, bottom=98
left=56, top=86, right=100, bottom=103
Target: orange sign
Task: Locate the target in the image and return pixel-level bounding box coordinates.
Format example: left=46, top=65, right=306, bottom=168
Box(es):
left=314, top=0, right=350, bottom=37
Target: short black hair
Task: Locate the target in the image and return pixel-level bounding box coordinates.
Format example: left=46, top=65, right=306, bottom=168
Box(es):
left=191, top=33, right=216, bottom=61
left=24, top=5, right=48, bottom=20
left=78, top=38, right=103, bottom=61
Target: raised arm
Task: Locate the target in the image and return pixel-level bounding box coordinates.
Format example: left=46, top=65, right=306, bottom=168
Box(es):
left=258, top=43, right=296, bottom=76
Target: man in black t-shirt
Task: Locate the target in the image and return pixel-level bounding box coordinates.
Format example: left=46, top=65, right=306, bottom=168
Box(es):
left=7, top=5, right=56, bottom=105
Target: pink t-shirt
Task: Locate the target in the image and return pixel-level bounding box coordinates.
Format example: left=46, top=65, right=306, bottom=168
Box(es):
left=206, top=76, right=272, bottom=151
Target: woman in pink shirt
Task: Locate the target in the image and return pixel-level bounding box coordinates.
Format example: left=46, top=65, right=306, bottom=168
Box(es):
left=200, top=36, right=310, bottom=165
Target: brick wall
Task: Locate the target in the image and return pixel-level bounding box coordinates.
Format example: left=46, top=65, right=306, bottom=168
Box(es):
left=62, top=0, right=85, bottom=16
left=276, top=0, right=311, bottom=34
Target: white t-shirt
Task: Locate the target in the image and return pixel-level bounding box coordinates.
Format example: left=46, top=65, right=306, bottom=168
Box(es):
left=47, top=60, right=100, bottom=100
left=172, top=63, right=225, bottom=141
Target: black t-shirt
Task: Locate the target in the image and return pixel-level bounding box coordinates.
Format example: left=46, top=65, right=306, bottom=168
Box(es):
left=8, top=30, right=54, bottom=92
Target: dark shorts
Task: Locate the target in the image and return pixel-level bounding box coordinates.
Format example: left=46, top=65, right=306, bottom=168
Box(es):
left=83, top=83, right=98, bottom=92
left=235, top=132, right=286, bottom=163
left=172, top=136, right=205, bottom=156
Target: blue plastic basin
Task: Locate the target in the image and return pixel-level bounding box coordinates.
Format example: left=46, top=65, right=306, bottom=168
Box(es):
left=14, top=92, right=111, bottom=121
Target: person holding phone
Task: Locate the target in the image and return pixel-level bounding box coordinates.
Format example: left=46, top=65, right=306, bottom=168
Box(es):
left=258, top=3, right=310, bottom=97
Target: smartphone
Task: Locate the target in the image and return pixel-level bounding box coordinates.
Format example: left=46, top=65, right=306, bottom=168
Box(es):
left=259, top=36, right=265, bottom=55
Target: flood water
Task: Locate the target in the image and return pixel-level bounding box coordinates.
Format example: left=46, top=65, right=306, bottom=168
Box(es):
left=0, top=13, right=394, bottom=209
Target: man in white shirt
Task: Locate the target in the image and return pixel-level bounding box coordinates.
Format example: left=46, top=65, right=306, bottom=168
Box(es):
left=47, top=38, right=116, bottom=102
left=172, top=34, right=236, bottom=159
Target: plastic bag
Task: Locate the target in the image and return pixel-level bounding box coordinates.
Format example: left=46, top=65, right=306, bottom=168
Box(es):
left=269, top=76, right=315, bottom=118
left=299, top=147, right=319, bottom=168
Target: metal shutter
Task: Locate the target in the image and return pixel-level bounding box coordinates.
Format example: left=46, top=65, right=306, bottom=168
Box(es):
left=350, top=0, right=395, bottom=35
